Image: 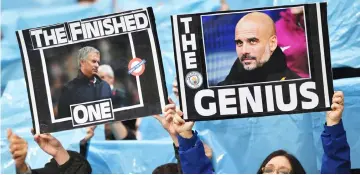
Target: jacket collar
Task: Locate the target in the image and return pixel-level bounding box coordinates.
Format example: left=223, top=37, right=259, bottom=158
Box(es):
left=76, top=70, right=101, bottom=84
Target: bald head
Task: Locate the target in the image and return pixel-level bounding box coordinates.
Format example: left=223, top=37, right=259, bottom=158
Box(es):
left=234, top=12, right=278, bottom=71
left=236, top=12, right=276, bottom=38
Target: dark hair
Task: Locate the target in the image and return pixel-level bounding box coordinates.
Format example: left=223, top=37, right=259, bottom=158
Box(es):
left=256, top=149, right=306, bottom=174
left=152, top=163, right=179, bottom=174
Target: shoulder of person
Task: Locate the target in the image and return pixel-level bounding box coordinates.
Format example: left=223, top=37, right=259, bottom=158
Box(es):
left=61, top=79, right=76, bottom=92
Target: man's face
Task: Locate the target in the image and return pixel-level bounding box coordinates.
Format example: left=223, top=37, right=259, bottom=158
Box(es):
left=235, top=21, right=272, bottom=71
left=80, top=52, right=100, bottom=77
left=98, top=71, right=114, bottom=86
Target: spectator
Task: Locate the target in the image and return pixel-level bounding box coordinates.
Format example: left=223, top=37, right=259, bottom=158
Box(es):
left=153, top=97, right=213, bottom=173
left=165, top=90, right=350, bottom=173
left=7, top=128, right=92, bottom=174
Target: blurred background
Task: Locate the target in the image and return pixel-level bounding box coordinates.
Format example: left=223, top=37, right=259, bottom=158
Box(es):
left=1, top=0, right=360, bottom=174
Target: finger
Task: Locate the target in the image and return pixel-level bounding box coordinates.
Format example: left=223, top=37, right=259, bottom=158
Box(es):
left=13, top=149, right=27, bottom=158
left=333, top=97, right=343, bottom=104
left=173, top=118, right=180, bottom=125
left=7, top=129, right=12, bottom=140
left=9, top=135, right=23, bottom=144
left=173, top=114, right=185, bottom=124
left=176, top=108, right=183, bottom=116
left=333, top=91, right=344, bottom=98
left=168, top=97, right=175, bottom=105
left=34, top=135, right=41, bottom=143
left=9, top=138, right=26, bottom=146
left=331, top=103, right=342, bottom=111
left=10, top=143, right=27, bottom=153
left=164, top=109, right=176, bottom=118
left=87, top=126, right=95, bottom=133
left=163, top=104, right=176, bottom=113
left=89, top=125, right=97, bottom=131
left=165, top=115, right=173, bottom=122
left=39, top=134, right=53, bottom=140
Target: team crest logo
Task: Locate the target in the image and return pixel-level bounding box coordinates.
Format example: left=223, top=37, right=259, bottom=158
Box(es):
left=185, top=71, right=203, bottom=89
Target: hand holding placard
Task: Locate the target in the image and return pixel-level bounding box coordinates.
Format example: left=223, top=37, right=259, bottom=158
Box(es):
left=326, top=91, right=344, bottom=126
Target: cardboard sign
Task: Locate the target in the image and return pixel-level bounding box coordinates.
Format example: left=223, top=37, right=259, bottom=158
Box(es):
left=171, top=2, right=333, bottom=121
left=16, top=7, right=167, bottom=133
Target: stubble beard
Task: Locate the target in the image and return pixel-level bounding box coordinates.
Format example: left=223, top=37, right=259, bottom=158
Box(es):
left=242, top=43, right=271, bottom=71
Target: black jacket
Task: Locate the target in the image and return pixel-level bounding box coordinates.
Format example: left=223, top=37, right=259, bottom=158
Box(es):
left=218, top=47, right=300, bottom=86
left=57, top=71, right=112, bottom=118
left=31, top=150, right=92, bottom=174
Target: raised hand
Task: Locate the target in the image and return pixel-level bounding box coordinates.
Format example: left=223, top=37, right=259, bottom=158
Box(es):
left=171, top=110, right=194, bottom=138
left=7, top=129, right=29, bottom=173
left=153, top=97, right=179, bottom=136
left=83, top=125, right=97, bottom=142
left=32, top=129, right=69, bottom=165
left=326, top=91, right=344, bottom=126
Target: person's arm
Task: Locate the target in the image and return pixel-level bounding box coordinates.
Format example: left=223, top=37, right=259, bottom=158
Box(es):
left=321, top=91, right=351, bottom=174
left=33, top=129, right=91, bottom=173
left=80, top=126, right=96, bottom=158
left=321, top=120, right=350, bottom=174
left=169, top=105, right=214, bottom=174
left=32, top=150, right=92, bottom=174
left=177, top=130, right=214, bottom=174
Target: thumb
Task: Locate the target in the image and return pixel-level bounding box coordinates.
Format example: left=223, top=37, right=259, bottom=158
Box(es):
left=7, top=128, right=12, bottom=140
left=34, top=134, right=41, bottom=144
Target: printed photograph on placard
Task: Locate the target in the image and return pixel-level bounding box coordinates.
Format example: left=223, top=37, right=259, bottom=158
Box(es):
left=202, top=6, right=310, bottom=87
left=44, top=35, right=141, bottom=120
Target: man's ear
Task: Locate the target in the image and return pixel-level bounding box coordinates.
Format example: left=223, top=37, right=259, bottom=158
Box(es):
left=269, top=35, right=277, bottom=52
left=79, top=60, right=84, bottom=68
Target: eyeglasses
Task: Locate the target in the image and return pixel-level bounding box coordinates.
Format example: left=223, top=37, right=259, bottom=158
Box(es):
left=262, top=166, right=292, bottom=174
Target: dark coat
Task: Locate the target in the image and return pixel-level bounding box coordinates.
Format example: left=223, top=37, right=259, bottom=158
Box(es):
left=217, top=47, right=300, bottom=86
left=57, top=71, right=112, bottom=118
left=31, top=150, right=92, bottom=174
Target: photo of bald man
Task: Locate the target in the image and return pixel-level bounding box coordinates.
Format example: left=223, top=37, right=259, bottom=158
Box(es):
left=217, top=12, right=301, bottom=86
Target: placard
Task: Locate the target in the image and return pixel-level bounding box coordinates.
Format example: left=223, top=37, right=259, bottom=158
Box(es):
left=17, top=7, right=167, bottom=133
left=171, top=2, right=333, bottom=121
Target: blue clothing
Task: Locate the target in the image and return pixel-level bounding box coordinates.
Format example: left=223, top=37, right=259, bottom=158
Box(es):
left=178, top=121, right=350, bottom=174
left=177, top=131, right=213, bottom=174
left=321, top=120, right=351, bottom=174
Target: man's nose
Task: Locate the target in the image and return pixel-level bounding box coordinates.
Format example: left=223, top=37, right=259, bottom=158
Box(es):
left=241, top=44, right=250, bottom=55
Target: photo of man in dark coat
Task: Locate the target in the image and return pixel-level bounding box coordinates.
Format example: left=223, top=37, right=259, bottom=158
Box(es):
left=57, top=46, right=112, bottom=118
left=218, top=12, right=300, bottom=86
